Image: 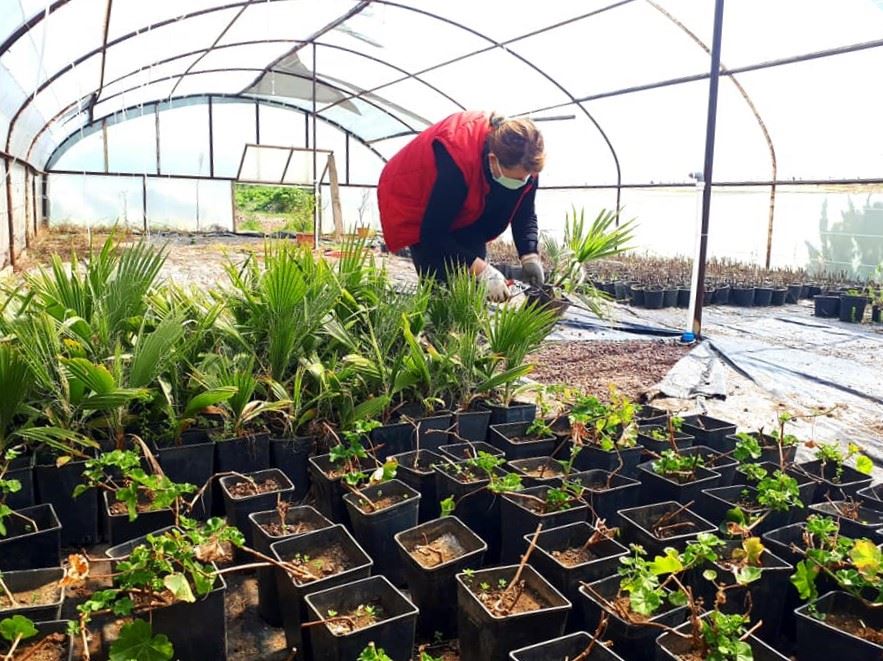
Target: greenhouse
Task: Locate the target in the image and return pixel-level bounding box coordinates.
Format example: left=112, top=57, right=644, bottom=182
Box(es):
left=1, top=1, right=882, bottom=660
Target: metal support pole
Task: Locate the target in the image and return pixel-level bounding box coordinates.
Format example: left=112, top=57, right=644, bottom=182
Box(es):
left=686, top=0, right=725, bottom=340
left=4, top=157, right=15, bottom=268
left=311, top=42, right=319, bottom=249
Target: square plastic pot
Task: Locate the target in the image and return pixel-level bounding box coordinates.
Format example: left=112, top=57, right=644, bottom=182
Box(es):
left=152, top=434, right=214, bottom=520
left=499, top=486, right=589, bottom=564
left=270, top=524, right=373, bottom=655
left=571, top=444, right=643, bottom=480
left=308, top=454, right=355, bottom=525
left=0, top=503, right=61, bottom=571
left=655, top=615, right=788, bottom=660
left=479, top=401, right=537, bottom=426
left=488, top=422, right=557, bottom=460
left=637, top=461, right=722, bottom=505
left=857, top=483, right=883, bottom=511
left=343, top=479, right=420, bottom=586
left=507, top=457, right=566, bottom=488
left=635, top=406, right=668, bottom=426
left=456, top=564, right=571, bottom=661
left=434, top=462, right=505, bottom=562
left=413, top=412, right=453, bottom=452
left=5, top=452, right=35, bottom=510
left=438, top=441, right=503, bottom=462
left=618, top=501, right=716, bottom=557
left=510, top=631, right=625, bottom=660
left=680, top=445, right=737, bottom=486
left=219, top=468, right=294, bottom=549
left=795, top=591, right=883, bottom=659
left=579, top=574, right=686, bottom=661
left=566, top=470, right=641, bottom=526
left=527, top=521, right=628, bottom=631
left=249, top=506, right=332, bottom=626
left=149, top=573, right=228, bottom=661
left=102, top=491, right=176, bottom=547
left=213, top=432, right=270, bottom=474
left=681, top=415, right=737, bottom=452
left=390, top=450, right=443, bottom=523
left=1, top=619, right=73, bottom=660
left=394, top=516, right=486, bottom=637
left=732, top=461, right=818, bottom=505
left=636, top=426, right=694, bottom=454
left=370, top=421, right=415, bottom=460
left=454, top=408, right=492, bottom=443
left=35, top=455, right=98, bottom=546
left=697, top=485, right=804, bottom=535
left=724, top=433, right=797, bottom=465
left=796, top=459, right=873, bottom=503
left=304, top=574, right=418, bottom=661
left=270, top=435, right=315, bottom=501
left=0, top=567, right=64, bottom=622
left=809, top=501, right=883, bottom=541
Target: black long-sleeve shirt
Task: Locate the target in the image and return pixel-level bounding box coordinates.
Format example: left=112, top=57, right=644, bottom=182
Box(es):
left=417, top=140, right=539, bottom=266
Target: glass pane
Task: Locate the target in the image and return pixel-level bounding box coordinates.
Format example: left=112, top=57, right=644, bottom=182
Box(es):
left=258, top=103, right=306, bottom=148
left=48, top=173, right=144, bottom=228
left=158, top=102, right=210, bottom=177
left=420, top=47, right=571, bottom=117
left=212, top=101, right=258, bottom=178
left=107, top=109, right=158, bottom=174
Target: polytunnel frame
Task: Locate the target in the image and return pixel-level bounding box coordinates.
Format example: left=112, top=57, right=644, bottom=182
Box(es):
left=0, top=0, right=881, bottom=330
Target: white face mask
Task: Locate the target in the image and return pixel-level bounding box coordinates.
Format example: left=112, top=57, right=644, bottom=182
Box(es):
left=490, top=155, right=531, bottom=190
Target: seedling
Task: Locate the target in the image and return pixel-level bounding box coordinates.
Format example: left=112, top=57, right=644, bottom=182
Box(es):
left=810, top=441, right=872, bottom=482
left=0, top=614, right=38, bottom=659
left=357, top=642, right=393, bottom=661
left=438, top=451, right=522, bottom=516
left=652, top=450, right=705, bottom=483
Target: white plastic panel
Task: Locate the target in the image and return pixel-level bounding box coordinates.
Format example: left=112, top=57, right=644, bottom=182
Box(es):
left=173, top=70, right=259, bottom=97
left=100, top=53, right=202, bottom=102
left=0, top=0, right=46, bottom=47
left=211, top=101, right=258, bottom=178
left=93, top=79, right=177, bottom=120
left=345, top=138, right=384, bottom=185
left=48, top=172, right=144, bottom=228
left=146, top=177, right=233, bottom=231
left=9, top=162, right=28, bottom=253
left=157, top=102, right=210, bottom=177
left=531, top=107, right=620, bottom=187
left=194, top=42, right=294, bottom=73
left=313, top=43, right=403, bottom=92
left=107, top=0, right=231, bottom=41
left=218, top=0, right=359, bottom=45
left=238, top=145, right=290, bottom=182
left=107, top=109, right=157, bottom=174
left=360, top=77, right=459, bottom=131
left=318, top=97, right=410, bottom=142
left=282, top=150, right=323, bottom=185
left=258, top=103, right=306, bottom=148
left=52, top=127, right=104, bottom=173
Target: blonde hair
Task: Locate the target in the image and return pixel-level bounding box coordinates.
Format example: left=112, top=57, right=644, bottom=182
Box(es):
left=487, top=113, right=545, bottom=172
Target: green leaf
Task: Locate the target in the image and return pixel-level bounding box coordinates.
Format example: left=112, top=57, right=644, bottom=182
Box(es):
left=163, top=573, right=195, bottom=603
left=109, top=620, right=174, bottom=661
left=741, top=537, right=765, bottom=566
left=440, top=496, right=456, bottom=517
left=351, top=396, right=391, bottom=422
left=629, top=585, right=662, bottom=616
left=667, top=589, right=687, bottom=607
left=855, top=454, right=873, bottom=475
left=0, top=615, right=38, bottom=644
left=182, top=386, right=238, bottom=419
left=702, top=569, right=718, bottom=582
left=791, top=561, right=819, bottom=600
left=733, top=640, right=754, bottom=661
left=649, top=548, right=684, bottom=576
left=62, top=357, right=116, bottom=394
left=733, top=565, right=762, bottom=586
left=851, top=539, right=882, bottom=576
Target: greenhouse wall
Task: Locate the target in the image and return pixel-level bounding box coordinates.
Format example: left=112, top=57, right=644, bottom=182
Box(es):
left=0, top=157, right=41, bottom=271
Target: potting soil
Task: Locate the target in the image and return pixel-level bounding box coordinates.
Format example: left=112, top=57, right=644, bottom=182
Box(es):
left=325, top=601, right=385, bottom=634
left=474, top=582, right=546, bottom=615
left=227, top=477, right=282, bottom=498
left=287, top=543, right=353, bottom=584
left=0, top=580, right=60, bottom=609
left=407, top=532, right=468, bottom=568
left=8, top=632, right=67, bottom=661
left=823, top=613, right=883, bottom=645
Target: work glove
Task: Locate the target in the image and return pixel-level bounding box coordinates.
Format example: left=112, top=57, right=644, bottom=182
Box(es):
left=477, top=264, right=512, bottom=302
left=520, top=253, right=545, bottom=288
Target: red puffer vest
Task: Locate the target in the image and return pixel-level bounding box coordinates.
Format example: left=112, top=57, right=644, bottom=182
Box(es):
left=378, top=111, right=531, bottom=252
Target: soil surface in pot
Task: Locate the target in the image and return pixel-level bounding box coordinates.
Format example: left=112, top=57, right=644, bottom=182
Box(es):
left=650, top=510, right=698, bottom=539
left=415, top=641, right=459, bottom=661
left=654, top=469, right=702, bottom=484
left=10, top=632, right=68, bottom=661
left=0, top=579, right=61, bottom=609
left=227, top=476, right=283, bottom=498
left=325, top=600, right=385, bottom=634
left=470, top=582, right=546, bottom=615
left=518, top=464, right=564, bottom=479
left=518, top=497, right=579, bottom=515
left=405, top=532, right=468, bottom=568
left=353, top=493, right=411, bottom=513
left=259, top=518, right=326, bottom=538
left=108, top=492, right=162, bottom=515
left=284, top=543, right=354, bottom=585
left=824, top=612, right=883, bottom=645
left=551, top=543, right=604, bottom=566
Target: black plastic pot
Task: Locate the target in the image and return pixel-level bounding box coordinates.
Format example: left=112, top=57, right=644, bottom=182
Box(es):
left=249, top=505, right=332, bottom=626
left=656, top=615, right=788, bottom=660
left=102, top=491, right=175, bottom=547
left=150, top=573, right=228, bottom=661
left=786, top=283, right=803, bottom=304
left=732, top=460, right=818, bottom=505
left=308, top=453, right=355, bottom=525
left=636, top=406, right=668, bottom=426
left=572, top=444, right=643, bottom=480
left=770, top=287, right=788, bottom=306
left=214, top=431, right=270, bottom=474
left=579, top=574, right=687, bottom=661
left=806, top=284, right=822, bottom=299
left=271, top=523, right=373, bottom=654
left=371, top=420, right=414, bottom=460
left=636, top=426, right=694, bottom=454
left=567, top=470, right=641, bottom=525
left=500, top=486, right=588, bottom=563
left=343, top=479, right=420, bottom=586
left=637, top=461, right=721, bottom=505
left=680, top=444, right=738, bottom=486
left=643, top=288, right=664, bottom=309
left=618, top=501, right=716, bottom=556
left=614, top=281, right=630, bottom=301
left=754, top=286, right=774, bottom=306
left=35, top=455, right=98, bottom=546
left=713, top=285, right=731, bottom=305
left=153, top=434, right=214, bottom=520
left=457, top=564, right=570, bottom=661
left=698, top=484, right=804, bottom=535
left=508, top=456, right=566, bottom=488
left=795, top=591, right=883, bottom=659
left=680, top=415, right=737, bottom=452
left=731, top=286, right=756, bottom=306
left=814, top=294, right=840, bottom=318
left=528, top=521, right=628, bottom=631
left=438, top=441, right=503, bottom=462
left=413, top=412, right=453, bottom=452
left=390, top=450, right=444, bottom=523
left=395, top=516, right=486, bottom=637
left=454, top=408, right=492, bottom=443
left=435, top=461, right=507, bottom=562
left=724, top=432, right=797, bottom=465
left=489, top=421, right=557, bottom=460
left=219, top=468, right=294, bottom=549
left=676, top=287, right=690, bottom=308
left=0, top=567, right=64, bottom=621
left=839, top=294, right=868, bottom=322
left=480, top=400, right=537, bottom=425
left=5, top=452, right=35, bottom=510
left=0, top=619, right=72, bottom=660
left=857, top=483, right=883, bottom=510
left=703, top=287, right=715, bottom=306
left=630, top=285, right=645, bottom=307
left=809, top=501, right=883, bottom=540
left=873, top=304, right=882, bottom=323
left=511, top=631, right=625, bottom=660
left=304, top=574, right=418, bottom=661
left=270, top=435, right=315, bottom=501
left=105, top=526, right=178, bottom=572
left=662, top=288, right=678, bottom=308
left=0, top=503, right=61, bottom=571
left=797, top=459, right=872, bottom=503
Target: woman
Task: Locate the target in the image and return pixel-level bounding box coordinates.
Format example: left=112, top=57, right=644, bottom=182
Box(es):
left=378, top=111, right=545, bottom=301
